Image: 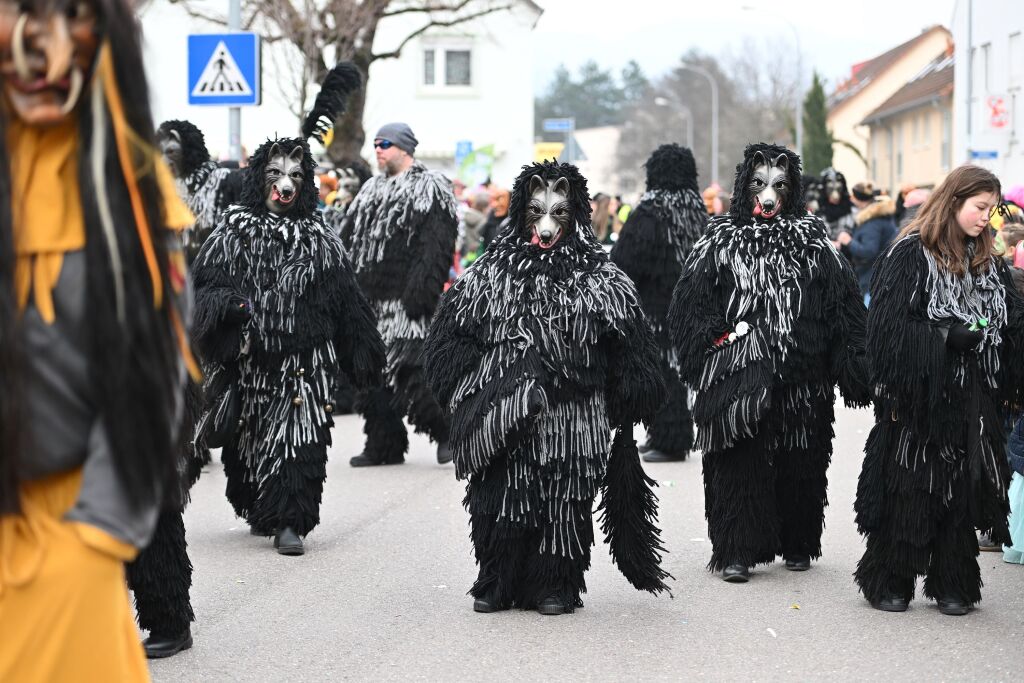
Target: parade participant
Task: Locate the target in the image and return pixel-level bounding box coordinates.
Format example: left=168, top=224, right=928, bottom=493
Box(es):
left=340, top=122, right=458, bottom=467
left=156, top=119, right=241, bottom=262
left=819, top=167, right=855, bottom=240
left=612, top=144, right=707, bottom=462
left=0, top=0, right=197, bottom=678
left=854, top=165, right=1024, bottom=615
left=192, top=63, right=385, bottom=556
left=424, top=160, right=672, bottom=615
left=669, top=143, right=870, bottom=582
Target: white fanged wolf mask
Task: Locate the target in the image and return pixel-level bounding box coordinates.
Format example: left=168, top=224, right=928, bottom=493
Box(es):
left=527, top=175, right=571, bottom=249
left=749, top=150, right=791, bottom=220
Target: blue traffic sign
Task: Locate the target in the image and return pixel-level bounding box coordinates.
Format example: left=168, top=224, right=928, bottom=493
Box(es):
left=542, top=117, right=574, bottom=133
left=969, top=149, right=998, bottom=160
left=188, top=33, right=261, bottom=106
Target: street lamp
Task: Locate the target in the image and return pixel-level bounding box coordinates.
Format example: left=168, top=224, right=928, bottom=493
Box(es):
left=741, top=5, right=803, bottom=157
left=679, top=63, right=719, bottom=184
left=654, top=96, right=694, bottom=149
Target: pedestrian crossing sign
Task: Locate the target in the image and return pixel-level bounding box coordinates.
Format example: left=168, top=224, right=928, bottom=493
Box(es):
left=188, top=33, right=261, bottom=106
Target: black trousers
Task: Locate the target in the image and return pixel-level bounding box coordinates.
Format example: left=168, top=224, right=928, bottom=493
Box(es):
left=359, top=383, right=449, bottom=464
left=645, top=369, right=694, bottom=457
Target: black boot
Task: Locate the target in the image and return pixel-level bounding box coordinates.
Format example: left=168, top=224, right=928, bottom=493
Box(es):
left=937, top=596, right=969, bottom=616
left=870, top=594, right=909, bottom=612
left=273, top=527, right=304, bottom=556
left=143, top=628, right=193, bottom=659
left=722, top=564, right=750, bottom=583
left=436, top=440, right=453, bottom=465
left=472, top=593, right=506, bottom=613
left=784, top=555, right=811, bottom=571
left=350, top=452, right=404, bottom=467
left=537, top=595, right=566, bottom=615
left=642, top=448, right=687, bottom=463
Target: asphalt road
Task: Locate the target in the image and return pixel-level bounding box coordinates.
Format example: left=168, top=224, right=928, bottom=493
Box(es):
left=150, top=403, right=1023, bottom=682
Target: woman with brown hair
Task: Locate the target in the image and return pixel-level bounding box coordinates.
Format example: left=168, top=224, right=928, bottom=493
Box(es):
left=854, top=165, right=1024, bottom=616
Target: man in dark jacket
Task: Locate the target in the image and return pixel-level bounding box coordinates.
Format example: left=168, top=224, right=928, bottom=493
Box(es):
left=836, top=185, right=897, bottom=303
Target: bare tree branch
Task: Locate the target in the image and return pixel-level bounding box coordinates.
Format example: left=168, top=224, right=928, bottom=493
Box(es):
left=371, top=3, right=512, bottom=61
left=382, top=0, right=472, bottom=17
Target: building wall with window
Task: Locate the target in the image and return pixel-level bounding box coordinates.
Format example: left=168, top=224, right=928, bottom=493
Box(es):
left=952, top=0, right=1024, bottom=184
left=139, top=1, right=541, bottom=187
left=865, top=104, right=953, bottom=193
left=362, top=3, right=542, bottom=187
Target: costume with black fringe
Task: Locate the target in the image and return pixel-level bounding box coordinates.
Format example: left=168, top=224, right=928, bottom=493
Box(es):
left=340, top=160, right=458, bottom=463
left=818, top=167, right=854, bottom=241
left=669, top=143, right=870, bottom=573
left=611, top=144, right=706, bottom=459
left=424, top=161, right=671, bottom=612
left=853, top=233, right=1024, bottom=607
left=192, top=136, right=384, bottom=538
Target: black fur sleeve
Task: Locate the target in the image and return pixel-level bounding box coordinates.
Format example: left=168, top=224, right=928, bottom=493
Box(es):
left=423, top=276, right=484, bottom=409
left=191, top=226, right=247, bottom=364
left=330, top=248, right=386, bottom=390
left=668, top=244, right=730, bottom=387
left=604, top=271, right=666, bottom=426
left=997, top=260, right=1024, bottom=409
left=401, top=198, right=457, bottom=320
left=611, top=204, right=679, bottom=326
left=824, top=246, right=871, bottom=407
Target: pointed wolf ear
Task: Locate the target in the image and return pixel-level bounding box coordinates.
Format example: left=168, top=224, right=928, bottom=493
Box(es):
left=287, top=145, right=305, bottom=164
left=552, top=177, right=570, bottom=197
left=268, top=142, right=282, bottom=160
left=528, top=175, right=546, bottom=196
left=773, top=154, right=789, bottom=172
left=752, top=150, right=767, bottom=168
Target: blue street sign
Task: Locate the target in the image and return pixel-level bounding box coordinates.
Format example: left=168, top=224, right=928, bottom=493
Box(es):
left=969, top=149, right=998, bottom=160
left=455, top=140, right=473, bottom=167
left=188, top=33, right=261, bottom=106
left=542, top=118, right=574, bottom=133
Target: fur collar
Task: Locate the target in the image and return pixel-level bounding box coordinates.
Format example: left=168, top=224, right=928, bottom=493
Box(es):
left=855, top=197, right=896, bottom=225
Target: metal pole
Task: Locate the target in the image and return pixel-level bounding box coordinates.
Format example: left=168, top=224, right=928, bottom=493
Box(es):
left=228, top=0, right=241, bottom=162
left=565, top=117, right=575, bottom=164
left=795, top=34, right=804, bottom=157
left=680, top=64, right=718, bottom=183
left=966, top=0, right=973, bottom=158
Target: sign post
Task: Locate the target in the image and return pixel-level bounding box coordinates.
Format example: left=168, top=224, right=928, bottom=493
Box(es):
left=188, top=26, right=260, bottom=160
left=542, top=117, right=576, bottom=163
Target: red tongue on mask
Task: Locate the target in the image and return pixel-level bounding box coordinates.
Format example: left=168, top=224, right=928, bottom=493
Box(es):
left=272, top=188, right=281, bottom=202
left=531, top=233, right=541, bottom=245
left=753, top=197, right=763, bottom=217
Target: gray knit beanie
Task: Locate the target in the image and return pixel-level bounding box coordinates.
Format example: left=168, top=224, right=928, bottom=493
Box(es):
left=374, top=122, right=418, bottom=155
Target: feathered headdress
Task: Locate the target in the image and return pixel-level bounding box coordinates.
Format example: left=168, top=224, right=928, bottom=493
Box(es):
left=301, top=62, right=362, bottom=145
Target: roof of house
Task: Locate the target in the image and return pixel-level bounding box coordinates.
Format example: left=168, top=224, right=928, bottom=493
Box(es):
left=860, top=52, right=954, bottom=125
left=828, top=25, right=949, bottom=111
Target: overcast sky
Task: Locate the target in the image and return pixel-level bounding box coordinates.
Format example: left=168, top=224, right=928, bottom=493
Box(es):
left=530, top=0, right=957, bottom=94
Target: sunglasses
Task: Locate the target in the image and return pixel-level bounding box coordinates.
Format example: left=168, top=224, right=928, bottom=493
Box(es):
left=374, top=140, right=394, bottom=150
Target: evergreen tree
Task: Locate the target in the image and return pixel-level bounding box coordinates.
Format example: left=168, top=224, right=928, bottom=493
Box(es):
left=535, top=60, right=648, bottom=137
left=801, top=72, right=834, bottom=175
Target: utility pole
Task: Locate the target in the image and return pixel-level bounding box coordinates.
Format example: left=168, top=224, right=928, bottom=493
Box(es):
left=227, top=0, right=241, bottom=161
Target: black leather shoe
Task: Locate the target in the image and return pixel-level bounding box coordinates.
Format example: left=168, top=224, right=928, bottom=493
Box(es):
left=473, top=595, right=504, bottom=613
left=937, top=597, right=969, bottom=616
left=274, top=527, right=304, bottom=556
left=436, top=440, right=453, bottom=465
left=784, top=555, right=811, bottom=571
left=871, top=595, right=908, bottom=612
left=537, top=595, right=566, bottom=615
left=349, top=452, right=404, bottom=467
left=642, top=448, right=687, bottom=463
left=143, top=629, right=193, bottom=659
left=722, top=564, right=750, bottom=583
left=638, top=442, right=653, bottom=454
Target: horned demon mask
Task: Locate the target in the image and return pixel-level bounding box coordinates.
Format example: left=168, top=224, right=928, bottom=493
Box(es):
left=526, top=175, right=571, bottom=249
left=0, top=0, right=98, bottom=126
left=749, top=150, right=791, bottom=220
left=264, top=142, right=305, bottom=215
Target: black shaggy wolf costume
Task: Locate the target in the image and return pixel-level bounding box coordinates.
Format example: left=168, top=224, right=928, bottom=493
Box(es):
left=854, top=233, right=1024, bottom=610
left=668, top=143, right=870, bottom=579
left=192, top=64, right=384, bottom=553
left=424, top=161, right=672, bottom=614
left=340, top=142, right=458, bottom=465
left=156, top=119, right=241, bottom=263
left=611, top=144, right=707, bottom=462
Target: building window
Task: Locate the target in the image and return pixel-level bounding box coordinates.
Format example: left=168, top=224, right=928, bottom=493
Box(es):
left=982, top=42, right=991, bottom=92
left=922, top=112, right=931, bottom=146
left=445, top=50, right=471, bottom=86
left=423, top=49, right=435, bottom=86
left=941, top=110, right=952, bottom=171
left=422, top=45, right=473, bottom=88
left=912, top=116, right=920, bottom=148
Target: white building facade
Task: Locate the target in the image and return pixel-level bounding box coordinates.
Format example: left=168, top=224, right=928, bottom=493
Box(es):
left=951, top=0, right=1024, bottom=183
left=139, top=1, right=541, bottom=187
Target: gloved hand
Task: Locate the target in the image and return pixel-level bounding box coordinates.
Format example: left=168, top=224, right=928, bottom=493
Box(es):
left=225, top=296, right=253, bottom=324
left=946, top=321, right=984, bottom=352
left=527, top=386, right=547, bottom=419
